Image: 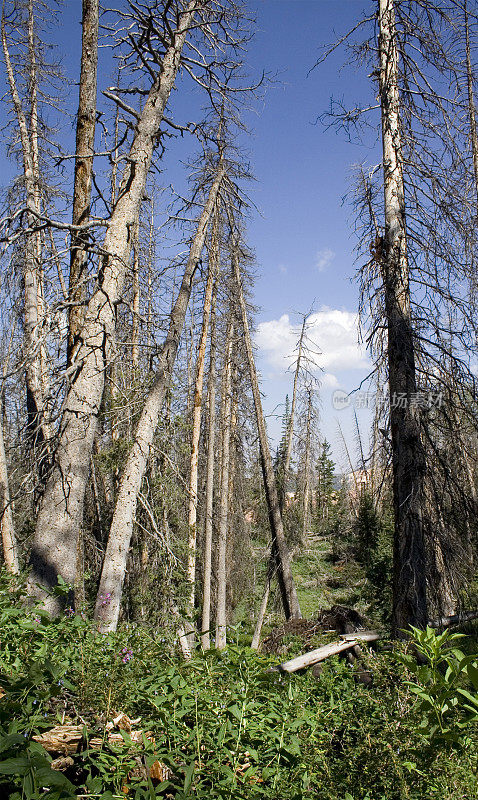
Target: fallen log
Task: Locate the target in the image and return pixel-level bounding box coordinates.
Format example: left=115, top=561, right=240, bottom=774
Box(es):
left=32, top=725, right=83, bottom=755
left=271, top=639, right=358, bottom=673
left=428, top=610, right=478, bottom=629
left=340, top=631, right=380, bottom=643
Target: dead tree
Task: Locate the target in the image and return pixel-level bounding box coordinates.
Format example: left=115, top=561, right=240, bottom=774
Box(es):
left=215, top=310, right=235, bottom=650
left=229, top=217, right=301, bottom=621
left=29, top=1, right=205, bottom=612
left=378, top=0, right=428, bottom=631
left=200, top=271, right=219, bottom=649
left=185, top=201, right=220, bottom=646
left=94, top=162, right=225, bottom=633
left=68, top=0, right=98, bottom=363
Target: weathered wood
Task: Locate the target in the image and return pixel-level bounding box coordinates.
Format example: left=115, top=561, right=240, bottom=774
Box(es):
left=428, top=610, right=478, bottom=629
left=340, top=631, right=380, bottom=643
left=272, top=639, right=358, bottom=673
left=32, top=725, right=83, bottom=755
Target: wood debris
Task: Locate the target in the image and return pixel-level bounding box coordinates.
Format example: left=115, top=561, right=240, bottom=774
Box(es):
left=32, top=724, right=83, bottom=755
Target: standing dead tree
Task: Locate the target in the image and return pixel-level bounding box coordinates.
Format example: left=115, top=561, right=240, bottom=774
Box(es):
left=215, top=306, right=235, bottom=649
left=227, top=209, right=301, bottom=621
left=94, top=160, right=225, bottom=633
left=68, top=0, right=98, bottom=364
left=1, top=0, right=52, bottom=454
left=27, top=0, right=252, bottom=612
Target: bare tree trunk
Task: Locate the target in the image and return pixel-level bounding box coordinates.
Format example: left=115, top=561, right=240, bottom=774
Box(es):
left=378, top=0, right=428, bottom=632
left=200, top=276, right=218, bottom=649
left=0, top=402, right=18, bottom=573
left=185, top=204, right=220, bottom=645
left=68, top=0, right=99, bottom=363
left=283, top=315, right=307, bottom=507
left=1, top=8, right=50, bottom=449
left=215, top=315, right=234, bottom=650
left=301, top=387, right=313, bottom=542
left=251, top=572, right=271, bottom=650
left=465, top=0, right=478, bottom=208
left=94, top=164, right=225, bottom=632
left=131, top=224, right=140, bottom=370
left=252, top=315, right=307, bottom=647
left=29, top=2, right=199, bottom=613
left=68, top=0, right=98, bottom=605
left=27, top=0, right=50, bottom=447
left=230, top=232, right=301, bottom=620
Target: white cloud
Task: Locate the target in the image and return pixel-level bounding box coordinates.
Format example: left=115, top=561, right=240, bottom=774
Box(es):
left=255, top=308, right=369, bottom=380
left=322, top=372, right=339, bottom=388
left=316, top=248, right=335, bottom=272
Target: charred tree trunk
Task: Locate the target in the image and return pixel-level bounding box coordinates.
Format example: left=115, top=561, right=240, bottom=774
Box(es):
left=252, top=315, right=307, bottom=647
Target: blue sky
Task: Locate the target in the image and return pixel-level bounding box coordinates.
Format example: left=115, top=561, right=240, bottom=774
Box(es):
left=0, top=0, right=379, bottom=471
left=240, top=0, right=377, bottom=469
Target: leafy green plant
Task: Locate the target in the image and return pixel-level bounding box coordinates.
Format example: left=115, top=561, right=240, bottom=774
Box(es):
left=399, top=626, right=478, bottom=747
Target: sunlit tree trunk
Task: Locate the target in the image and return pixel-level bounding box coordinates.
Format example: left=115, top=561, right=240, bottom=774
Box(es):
left=29, top=1, right=199, bottom=612
left=1, top=6, right=50, bottom=451
left=200, top=275, right=218, bottom=649
left=68, top=0, right=99, bottom=363
left=215, top=314, right=234, bottom=650
left=185, top=203, right=220, bottom=646
left=0, top=404, right=18, bottom=573
left=378, top=0, right=427, bottom=632
left=94, top=164, right=225, bottom=632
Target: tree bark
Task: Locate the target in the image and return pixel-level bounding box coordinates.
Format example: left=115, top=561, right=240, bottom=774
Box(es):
left=465, top=0, right=478, bottom=209
left=29, top=1, right=199, bottom=613
left=301, top=387, right=313, bottom=542
left=185, top=203, right=219, bottom=646
left=68, top=0, right=99, bottom=364
left=283, top=315, right=307, bottom=507
left=200, top=275, right=219, bottom=649
left=94, top=163, right=225, bottom=632
left=131, top=227, right=140, bottom=370
left=1, top=6, right=50, bottom=450
left=215, top=314, right=234, bottom=650
left=0, top=402, right=18, bottom=573
left=378, top=0, right=428, bottom=632
left=230, top=231, right=301, bottom=620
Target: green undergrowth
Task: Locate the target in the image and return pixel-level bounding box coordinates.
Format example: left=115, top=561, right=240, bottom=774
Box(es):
left=0, top=574, right=477, bottom=799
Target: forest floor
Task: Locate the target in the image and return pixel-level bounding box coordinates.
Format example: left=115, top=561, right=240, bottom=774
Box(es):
left=0, top=566, right=477, bottom=799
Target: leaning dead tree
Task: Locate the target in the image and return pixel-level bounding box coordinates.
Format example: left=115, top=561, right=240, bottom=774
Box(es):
left=27, top=0, right=252, bottom=612
left=94, top=161, right=225, bottom=633
left=228, top=210, right=301, bottom=621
